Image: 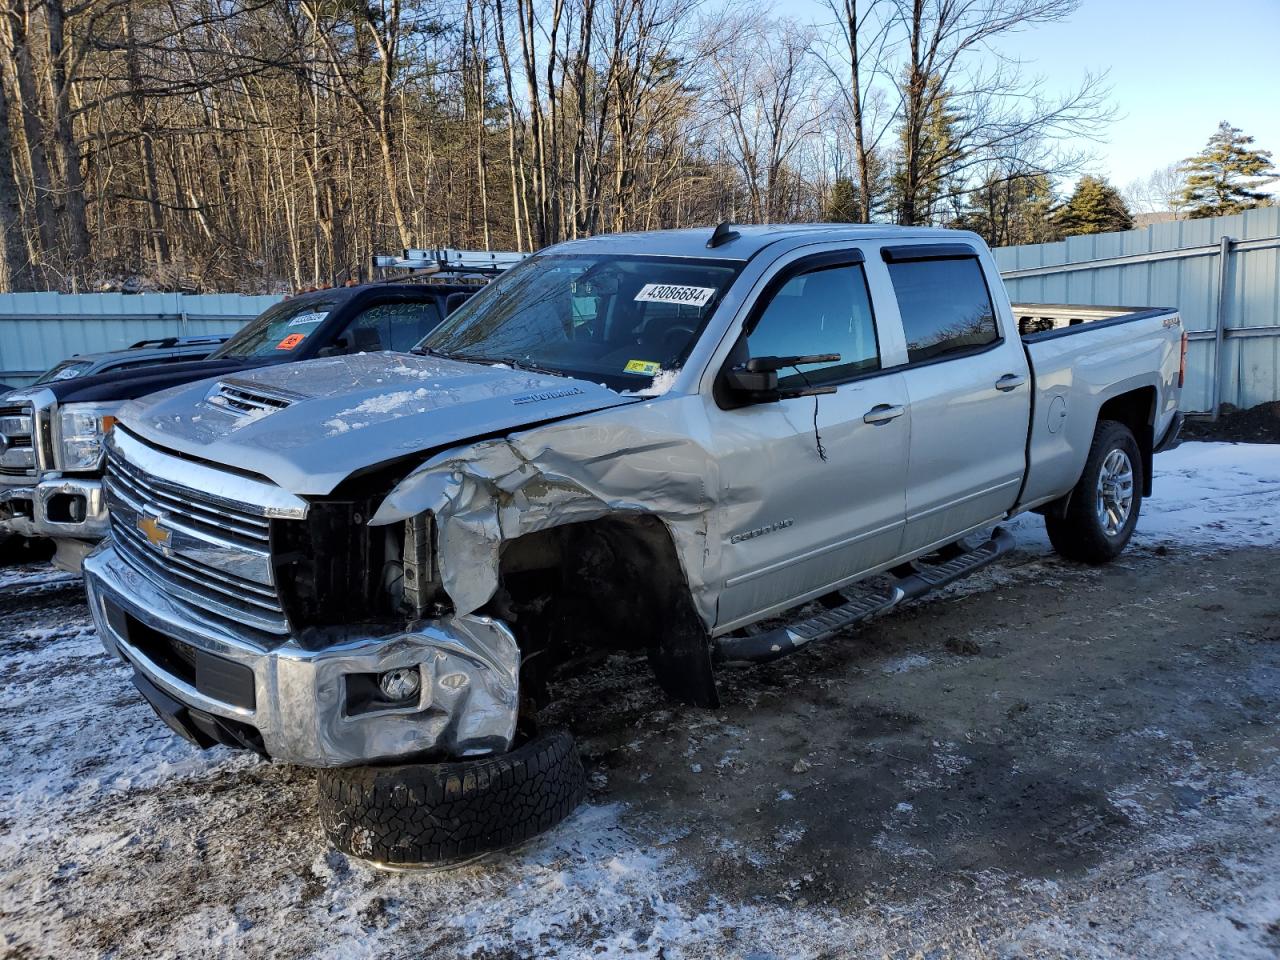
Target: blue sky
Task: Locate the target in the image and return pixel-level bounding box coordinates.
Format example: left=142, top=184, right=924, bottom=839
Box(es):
left=779, top=0, right=1280, bottom=189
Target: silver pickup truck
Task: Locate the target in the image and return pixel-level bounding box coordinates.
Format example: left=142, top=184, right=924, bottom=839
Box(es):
left=82, top=225, right=1184, bottom=863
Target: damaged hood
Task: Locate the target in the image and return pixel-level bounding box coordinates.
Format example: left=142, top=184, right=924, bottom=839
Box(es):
left=121, top=352, right=640, bottom=495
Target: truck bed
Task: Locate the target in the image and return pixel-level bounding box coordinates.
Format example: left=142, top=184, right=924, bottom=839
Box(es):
left=1012, top=303, right=1175, bottom=340
left=1014, top=303, right=1184, bottom=512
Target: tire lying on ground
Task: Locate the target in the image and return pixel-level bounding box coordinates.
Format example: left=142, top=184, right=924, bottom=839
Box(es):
left=317, top=729, right=586, bottom=867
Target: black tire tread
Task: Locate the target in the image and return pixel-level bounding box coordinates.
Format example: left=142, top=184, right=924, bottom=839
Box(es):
left=1045, top=419, right=1142, bottom=565
left=316, top=729, right=585, bottom=866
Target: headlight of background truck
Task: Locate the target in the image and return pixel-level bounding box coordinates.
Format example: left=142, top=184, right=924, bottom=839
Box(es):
left=56, top=403, right=119, bottom=471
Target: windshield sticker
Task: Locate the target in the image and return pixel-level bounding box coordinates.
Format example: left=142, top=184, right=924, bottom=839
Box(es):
left=275, top=333, right=306, bottom=351
left=624, top=359, right=661, bottom=376
left=634, top=283, right=716, bottom=308
left=287, top=311, right=328, bottom=327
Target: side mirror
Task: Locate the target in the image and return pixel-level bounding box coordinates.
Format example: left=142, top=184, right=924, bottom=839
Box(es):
left=722, top=354, right=841, bottom=405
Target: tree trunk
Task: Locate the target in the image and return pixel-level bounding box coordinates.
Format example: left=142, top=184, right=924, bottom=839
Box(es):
left=0, top=54, right=32, bottom=289
left=43, top=0, right=89, bottom=271
left=121, top=4, right=170, bottom=272
left=5, top=0, right=59, bottom=280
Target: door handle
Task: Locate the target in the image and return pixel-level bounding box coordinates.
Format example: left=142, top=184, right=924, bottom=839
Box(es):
left=995, top=373, right=1026, bottom=392
left=863, top=403, right=905, bottom=425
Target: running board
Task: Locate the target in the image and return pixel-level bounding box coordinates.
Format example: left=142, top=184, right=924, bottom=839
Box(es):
left=715, top=527, right=1016, bottom=664
left=894, top=526, right=1016, bottom=601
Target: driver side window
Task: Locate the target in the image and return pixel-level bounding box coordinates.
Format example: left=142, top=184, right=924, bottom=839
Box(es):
left=746, top=263, right=880, bottom=388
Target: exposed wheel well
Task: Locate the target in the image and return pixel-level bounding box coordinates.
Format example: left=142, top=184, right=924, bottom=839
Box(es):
left=1098, top=387, right=1156, bottom=496
left=487, top=514, right=719, bottom=709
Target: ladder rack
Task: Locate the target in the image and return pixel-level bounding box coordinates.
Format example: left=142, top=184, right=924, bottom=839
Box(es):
left=372, top=248, right=527, bottom=279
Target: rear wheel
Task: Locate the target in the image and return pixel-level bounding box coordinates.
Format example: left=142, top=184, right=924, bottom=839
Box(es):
left=1045, top=420, right=1142, bottom=564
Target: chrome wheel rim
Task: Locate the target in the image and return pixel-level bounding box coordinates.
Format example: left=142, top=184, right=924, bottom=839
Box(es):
left=1096, top=448, right=1134, bottom=537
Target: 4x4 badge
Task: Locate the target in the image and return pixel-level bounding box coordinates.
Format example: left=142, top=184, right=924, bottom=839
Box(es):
left=137, top=513, right=172, bottom=550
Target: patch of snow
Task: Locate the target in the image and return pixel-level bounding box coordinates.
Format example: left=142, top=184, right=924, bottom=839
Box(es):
left=881, top=654, right=932, bottom=675
left=227, top=405, right=273, bottom=430
left=620, top=367, right=681, bottom=398
left=339, top=388, right=430, bottom=417
left=1005, top=441, right=1280, bottom=553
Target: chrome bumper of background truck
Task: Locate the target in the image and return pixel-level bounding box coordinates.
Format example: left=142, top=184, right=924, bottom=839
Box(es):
left=83, top=543, right=521, bottom=767
left=0, top=476, right=109, bottom=545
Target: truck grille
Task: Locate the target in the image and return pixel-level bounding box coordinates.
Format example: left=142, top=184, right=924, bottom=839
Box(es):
left=0, top=402, right=36, bottom=477
left=104, top=436, right=293, bottom=636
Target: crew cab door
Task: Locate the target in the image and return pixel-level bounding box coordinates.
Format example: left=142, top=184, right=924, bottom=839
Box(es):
left=710, top=249, right=912, bottom=630
left=880, top=244, right=1031, bottom=554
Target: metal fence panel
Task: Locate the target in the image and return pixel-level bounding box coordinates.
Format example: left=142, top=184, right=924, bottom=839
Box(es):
left=996, top=207, right=1280, bottom=414
left=0, top=292, right=281, bottom=386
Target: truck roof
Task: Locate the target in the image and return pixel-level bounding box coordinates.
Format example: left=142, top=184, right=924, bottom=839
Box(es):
left=549, top=224, right=981, bottom=261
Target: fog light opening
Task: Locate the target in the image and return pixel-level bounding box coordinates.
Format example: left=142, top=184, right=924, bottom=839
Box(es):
left=47, top=493, right=87, bottom=524
left=378, top=667, right=421, bottom=702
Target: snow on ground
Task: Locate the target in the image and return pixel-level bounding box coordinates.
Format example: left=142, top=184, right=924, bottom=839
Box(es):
left=1, top=440, right=1278, bottom=958
left=1005, top=440, right=1280, bottom=553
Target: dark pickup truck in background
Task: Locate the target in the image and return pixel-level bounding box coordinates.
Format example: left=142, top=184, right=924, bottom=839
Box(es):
left=0, top=280, right=479, bottom=569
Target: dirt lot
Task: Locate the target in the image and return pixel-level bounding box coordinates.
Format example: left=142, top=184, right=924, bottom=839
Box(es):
left=2, top=441, right=1279, bottom=959
left=1182, top=401, right=1280, bottom=445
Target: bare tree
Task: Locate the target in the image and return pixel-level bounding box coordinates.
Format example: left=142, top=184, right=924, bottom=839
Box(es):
left=888, top=0, right=1112, bottom=225
left=711, top=18, right=824, bottom=222
left=1125, top=163, right=1189, bottom=218
left=818, top=0, right=895, bottom=220
left=0, top=49, right=32, bottom=288
left=0, top=0, right=1126, bottom=292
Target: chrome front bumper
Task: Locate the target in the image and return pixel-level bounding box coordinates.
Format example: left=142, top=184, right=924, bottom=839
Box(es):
left=0, top=475, right=109, bottom=543
left=83, top=543, right=521, bottom=767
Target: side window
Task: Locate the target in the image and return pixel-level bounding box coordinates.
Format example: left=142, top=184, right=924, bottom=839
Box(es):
left=746, top=263, right=880, bottom=387
left=886, top=257, right=999, bottom=363
left=344, top=301, right=443, bottom=354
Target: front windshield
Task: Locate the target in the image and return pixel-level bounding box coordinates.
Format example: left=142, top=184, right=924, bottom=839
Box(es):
left=419, top=254, right=742, bottom=391
left=36, top=359, right=93, bottom=384
left=212, top=297, right=339, bottom=359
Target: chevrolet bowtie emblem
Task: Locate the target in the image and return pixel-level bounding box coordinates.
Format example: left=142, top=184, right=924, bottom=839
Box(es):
left=137, top=513, right=172, bottom=550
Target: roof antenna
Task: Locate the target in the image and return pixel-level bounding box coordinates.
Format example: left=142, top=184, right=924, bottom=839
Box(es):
left=707, top=222, right=741, bottom=249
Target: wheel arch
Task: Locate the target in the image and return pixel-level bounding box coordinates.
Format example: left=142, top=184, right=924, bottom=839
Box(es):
left=1097, top=385, right=1157, bottom=497
left=1038, top=384, right=1157, bottom=521
left=489, top=512, right=719, bottom=709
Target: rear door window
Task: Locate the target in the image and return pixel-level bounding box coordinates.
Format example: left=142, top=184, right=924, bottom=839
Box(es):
left=886, top=257, right=999, bottom=363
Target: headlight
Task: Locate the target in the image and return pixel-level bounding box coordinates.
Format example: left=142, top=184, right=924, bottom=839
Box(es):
left=56, top=403, right=119, bottom=471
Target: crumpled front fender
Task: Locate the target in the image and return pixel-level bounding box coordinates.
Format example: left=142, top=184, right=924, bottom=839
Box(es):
left=370, top=408, right=722, bottom=631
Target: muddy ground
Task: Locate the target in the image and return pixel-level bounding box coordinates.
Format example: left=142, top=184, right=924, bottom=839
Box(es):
left=1, top=445, right=1279, bottom=958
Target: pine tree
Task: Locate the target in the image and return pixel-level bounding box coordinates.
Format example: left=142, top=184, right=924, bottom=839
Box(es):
left=957, top=171, right=1060, bottom=247
left=891, top=76, right=961, bottom=225
left=1055, top=175, right=1133, bottom=236
left=825, top=178, right=862, bottom=222
left=1180, top=122, right=1276, bottom=218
